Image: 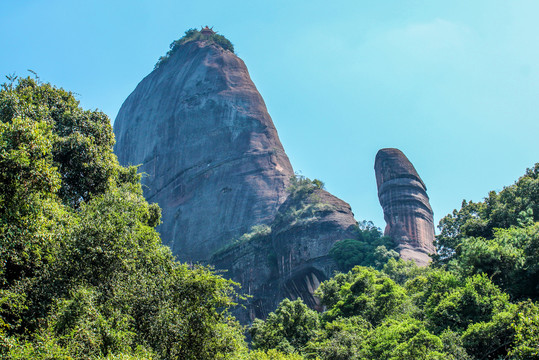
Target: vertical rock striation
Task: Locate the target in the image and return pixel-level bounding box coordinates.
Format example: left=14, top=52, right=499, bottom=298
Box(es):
left=374, top=148, right=435, bottom=266
left=114, top=40, right=294, bottom=262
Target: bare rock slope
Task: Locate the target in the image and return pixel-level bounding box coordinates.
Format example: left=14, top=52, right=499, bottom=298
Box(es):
left=374, top=148, right=435, bottom=266
left=114, top=40, right=294, bottom=262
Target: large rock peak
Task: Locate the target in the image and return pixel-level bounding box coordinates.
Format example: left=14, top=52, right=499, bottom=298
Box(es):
left=114, top=40, right=294, bottom=262
left=374, top=148, right=435, bottom=266
left=114, top=35, right=359, bottom=323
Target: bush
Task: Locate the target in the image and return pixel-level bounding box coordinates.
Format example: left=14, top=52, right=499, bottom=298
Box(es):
left=155, top=28, right=234, bottom=69
left=274, top=175, right=333, bottom=228
left=330, top=221, right=398, bottom=271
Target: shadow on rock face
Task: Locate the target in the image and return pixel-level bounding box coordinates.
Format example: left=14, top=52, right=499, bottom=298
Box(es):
left=282, top=267, right=327, bottom=311
left=212, top=187, right=358, bottom=323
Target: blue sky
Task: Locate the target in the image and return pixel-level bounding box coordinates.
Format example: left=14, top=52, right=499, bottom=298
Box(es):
left=2, top=0, right=538, bottom=230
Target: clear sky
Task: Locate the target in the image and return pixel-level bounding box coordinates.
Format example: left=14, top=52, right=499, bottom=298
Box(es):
left=2, top=0, right=538, bottom=230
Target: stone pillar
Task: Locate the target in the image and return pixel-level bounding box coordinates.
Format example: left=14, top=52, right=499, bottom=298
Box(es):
left=374, top=148, right=435, bottom=266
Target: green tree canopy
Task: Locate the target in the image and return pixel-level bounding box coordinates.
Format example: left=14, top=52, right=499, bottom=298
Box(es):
left=330, top=221, right=398, bottom=271
left=250, top=298, right=320, bottom=354
left=435, top=163, right=539, bottom=264
left=435, top=163, right=539, bottom=300
left=0, top=76, right=246, bottom=359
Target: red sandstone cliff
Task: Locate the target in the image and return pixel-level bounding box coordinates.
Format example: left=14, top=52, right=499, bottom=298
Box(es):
left=114, top=40, right=294, bottom=262
left=114, top=36, right=358, bottom=322
left=374, top=148, right=435, bottom=266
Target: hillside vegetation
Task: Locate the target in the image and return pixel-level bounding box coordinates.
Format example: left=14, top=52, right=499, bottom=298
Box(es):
left=250, top=165, right=539, bottom=359
left=1, top=76, right=538, bottom=359
left=0, top=76, right=256, bottom=359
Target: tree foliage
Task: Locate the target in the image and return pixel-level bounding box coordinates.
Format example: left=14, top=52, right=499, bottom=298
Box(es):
left=4, top=75, right=539, bottom=360
left=250, top=262, right=539, bottom=360
left=330, top=221, right=398, bottom=271
left=317, top=267, right=406, bottom=325
left=250, top=299, right=320, bottom=354
left=0, top=76, right=246, bottom=359
left=435, top=163, right=539, bottom=300
left=435, top=164, right=539, bottom=261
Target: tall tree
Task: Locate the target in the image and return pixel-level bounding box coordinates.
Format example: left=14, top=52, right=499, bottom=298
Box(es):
left=0, top=76, right=246, bottom=359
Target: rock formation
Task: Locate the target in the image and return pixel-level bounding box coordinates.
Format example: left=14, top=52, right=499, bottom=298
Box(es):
left=212, top=184, right=358, bottom=323
left=270, top=187, right=358, bottom=309
left=374, top=148, right=435, bottom=266
left=114, top=34, right=358, bottom=322
left=114, top=39, right=294, bottom=262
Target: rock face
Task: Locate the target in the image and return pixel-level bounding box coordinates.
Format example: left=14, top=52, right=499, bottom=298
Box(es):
left=212, top=186, right=358, bottom=323
left=374, top=148, right=435, bottom=266
left=114, top=38, right=358, bottom=322
left=114, top=40, right=294, bottom=262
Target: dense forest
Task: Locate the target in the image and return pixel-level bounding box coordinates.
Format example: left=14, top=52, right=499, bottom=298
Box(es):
left=1, top=77, right=538, bottom=359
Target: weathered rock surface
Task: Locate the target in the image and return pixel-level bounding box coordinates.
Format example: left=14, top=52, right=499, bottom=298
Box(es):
left=114, top=37, right=359, bottom=323
left=114, top=40, right=294, bottom=262
left=374, top=148, right=435, bottom=266
left=271, top=189, right=358, bottom=308
left=212, top=187, right=358, bottom=323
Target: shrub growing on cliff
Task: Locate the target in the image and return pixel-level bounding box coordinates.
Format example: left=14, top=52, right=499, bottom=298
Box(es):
left=155, top=28, right=235, bottom=69
left=212, top=224, right=271, bottom=257
left=286, top=174, right=325, bottom=195
left=274, top=175, right=333, bottom=228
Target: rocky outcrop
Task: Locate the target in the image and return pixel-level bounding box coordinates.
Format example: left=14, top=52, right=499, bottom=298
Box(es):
left=374, top=148, right=435, bottom=266
left=271, top=188, right=358, bottom=309
left=114, top=40, right=294, bottom=262
left=212, top=186, right=358, bottom=323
